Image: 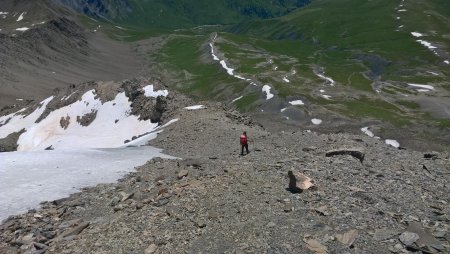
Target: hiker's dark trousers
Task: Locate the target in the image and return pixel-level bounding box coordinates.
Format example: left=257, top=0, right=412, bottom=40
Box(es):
left=241, top=144, right=249, bottom=155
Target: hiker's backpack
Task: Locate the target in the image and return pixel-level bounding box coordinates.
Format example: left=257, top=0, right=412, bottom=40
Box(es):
left=240, top=135, right=248, bottom=145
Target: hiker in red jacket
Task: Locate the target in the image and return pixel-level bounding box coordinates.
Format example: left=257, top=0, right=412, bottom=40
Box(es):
left=240, top=131, right=250, bottom=155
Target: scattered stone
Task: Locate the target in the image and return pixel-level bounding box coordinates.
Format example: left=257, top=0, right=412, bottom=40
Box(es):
left=288, top=171, right=314, bottom=193
left=304, top=238, right=328, bottom=254
left=58, top=222, right=90, bottom=240
left=33, top=242, right=48, bottom=250
left=156, top=198, right=169, bottom=207
left=284, top=203, right=294, bottom=212
left=195, top=220, right=207, bottom=228
left=424, top=152, right=439, bottom=160
left=314, top=206, right=330, bottom=216
left=325, top=149, right=365, bottom=163
left=303, top=146, right=317, bottom=152
left=266, top=222, right=276, bottom=228
left=144, top=243, right=158, bottom=254
left=110, top=196, right=120, bottom=207
left=336, top=229, right=358, bottom=247
left=373, top=229, right=399, bottom=241
left=178, top=158, right=202, bottom=169
left=178, top=169, right=189, bottom=179
left=119, top=191, right=134, bottom=202
left=399, top=231, right=419, bottom=246
left=406, top=222, right=441, bottom=250
left=0, top=247, right=19, bottom=254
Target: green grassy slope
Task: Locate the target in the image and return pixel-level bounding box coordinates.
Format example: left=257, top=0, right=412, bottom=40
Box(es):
left=79, top=0, right=449, bottom=148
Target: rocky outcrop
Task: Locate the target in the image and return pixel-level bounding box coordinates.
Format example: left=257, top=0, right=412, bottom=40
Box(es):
left=0, top=129, right=25, bottom=152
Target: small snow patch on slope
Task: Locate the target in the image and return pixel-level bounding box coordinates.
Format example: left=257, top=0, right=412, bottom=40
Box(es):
left=143, top=85, right=168, bottom=97
left=184, top=105, right=205, bottom=110
left=17, top=12, right=25, bottom=21
left=289, top=100, right=304, bottom=106
left=361, top=127, right=375, bottom=138
left=232, top=96, right=243, bottom=103
left=315, top=71, right=335, bottom=86
left=262, top=85, right=274, bottom=100
left=385, top=139, right=400, bottom=148
left=311, top=119, right=322, bottom=125
left=16, top=27, right=29, bottom=31
left=209, top=43, right=220, bottom=61
left=220, top=60, right=235, bottom=76
left=411, top=32, right=423, bottom=37
left=408, top=83, right=434, bottom=91
left=417, top=40, right=437, bottom=50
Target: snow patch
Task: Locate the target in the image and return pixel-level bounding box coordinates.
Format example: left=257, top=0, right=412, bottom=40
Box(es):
left=408, top=83, right=434, bottom=91
left=262, top=85, right=274, bottom=100
left=209, top=43, right=220, bottom=61
left=143, top=85, right=169, bottom=98
left=417, top=40, right=437, bottom=50
left=322, top=95, right=332, bottom=100
left=385, top=139, right=400, bottom=148
left=184, top=105, right=205, bottom=110
left=361, top=127, right=374, bottom=138
left=220, top=60, right=234, bottom=76
left=93, top=25, right=101, bottom=32
left=232, top=96, right=243, bottom=103
left=444, top=60, right=450, bottom=65
left=289, top=100, right=305, bottom=106
left=427, top=71, right=439, bottom=76
left=411, top=32, right=423, bottom=37
left=280, top=108, right=287, bottom=112
left=161, top=118, right=179, bottom=128
left=311, top=119, right=322, bottom=125
left=315, top=71, right=335, bottom=86
left=283, top=77, right=290, bottom=83
left=16, top=27, right=29, bottom=31
left=17, top=12, right=25, bottom=21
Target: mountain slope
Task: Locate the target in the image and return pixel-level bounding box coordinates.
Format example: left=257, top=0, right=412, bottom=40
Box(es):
left=0, top=0, right=145, bottom=108
left=55, top=0, right=311, bottom=29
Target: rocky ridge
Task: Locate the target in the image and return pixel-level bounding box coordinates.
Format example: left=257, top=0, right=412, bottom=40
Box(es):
left=0, top=88, right=449, bottom=253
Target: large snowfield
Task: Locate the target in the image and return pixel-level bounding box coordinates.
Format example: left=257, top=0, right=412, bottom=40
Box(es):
left=0, top=147, right=174, bottom=222
left=0, top=86, right=176, bottom=222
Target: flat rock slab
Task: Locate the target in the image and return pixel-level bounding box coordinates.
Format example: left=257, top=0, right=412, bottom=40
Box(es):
left=325, top=148, right=365, bottom=163
left=406, top=222, right=442, bottom=251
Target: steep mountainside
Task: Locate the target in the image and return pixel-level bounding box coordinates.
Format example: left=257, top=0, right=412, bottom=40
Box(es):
left=0, top=0, right=145, bottom=107
left=55, top=0, right=311, bottom=29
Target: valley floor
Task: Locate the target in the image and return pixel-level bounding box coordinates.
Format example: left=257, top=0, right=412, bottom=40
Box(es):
left=1, top=100, right=449, bottom=253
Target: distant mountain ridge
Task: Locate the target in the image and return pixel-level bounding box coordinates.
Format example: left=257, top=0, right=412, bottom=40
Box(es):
left=55, top=0, right=311, bottom=28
